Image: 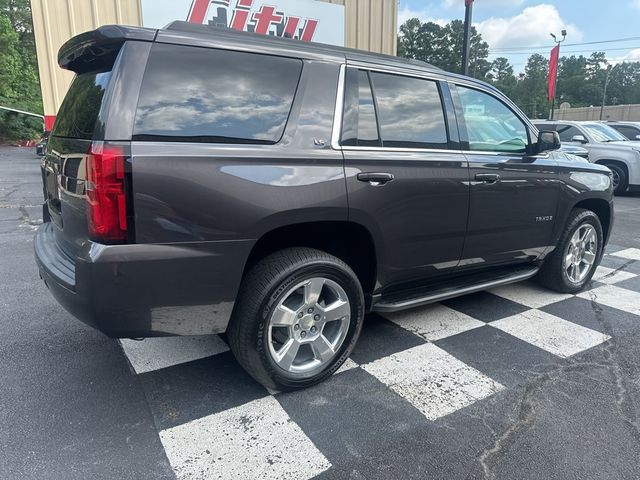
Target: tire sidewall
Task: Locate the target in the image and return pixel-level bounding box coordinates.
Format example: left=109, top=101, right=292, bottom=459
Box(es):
left=558, top=212, right=603, bottom=291
left=254, top=261, right=364, bottom=389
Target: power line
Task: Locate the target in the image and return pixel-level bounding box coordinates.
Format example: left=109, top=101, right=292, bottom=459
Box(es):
left=490, top=46, right=640, bottom=56
left=490, top=36, right=640, bottom=53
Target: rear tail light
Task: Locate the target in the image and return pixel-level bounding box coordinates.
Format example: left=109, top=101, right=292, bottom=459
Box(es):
left=85, top=142, right=128, bottom=243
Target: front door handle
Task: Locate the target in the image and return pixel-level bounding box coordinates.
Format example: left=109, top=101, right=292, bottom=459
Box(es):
left=357, top=172, right=395, bottom=186
left=475, top=173, right=501, bottom=184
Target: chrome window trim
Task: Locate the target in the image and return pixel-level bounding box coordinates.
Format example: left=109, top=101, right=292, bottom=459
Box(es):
left=331, top=64, right=346, bottom=150
left=331, top=62, right=540, bottom=156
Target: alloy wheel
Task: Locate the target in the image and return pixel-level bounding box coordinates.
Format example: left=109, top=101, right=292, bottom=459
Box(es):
left=563, top=224, right=598, bottom=283
left=267, top=277, right=351, bottom=374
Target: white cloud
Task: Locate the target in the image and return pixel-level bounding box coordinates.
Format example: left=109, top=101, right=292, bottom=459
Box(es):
left=397, top=6, right=447, bottom=27
left=475, top=4, right=583, bottom=50
left=632, top=0, right=640, bottom=9
left=623, top=48, right=640, bottom=61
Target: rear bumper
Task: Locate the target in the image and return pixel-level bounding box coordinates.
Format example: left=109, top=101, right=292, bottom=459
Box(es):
left=35, top=222, right=253, bottom=337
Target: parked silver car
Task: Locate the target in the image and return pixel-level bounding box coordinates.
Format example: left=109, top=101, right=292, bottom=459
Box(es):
left=605, top=121, right=640, bottom=141
left=533, top=120, right=640, bottom=194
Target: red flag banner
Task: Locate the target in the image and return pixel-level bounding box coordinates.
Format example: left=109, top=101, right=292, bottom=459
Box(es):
left=548, top=44, right=560, bottom=101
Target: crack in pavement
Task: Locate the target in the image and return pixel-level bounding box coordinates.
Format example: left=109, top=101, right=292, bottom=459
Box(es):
left=585, top=289, right=640, bottom=444
left=476, top=284, right=640, bottom=479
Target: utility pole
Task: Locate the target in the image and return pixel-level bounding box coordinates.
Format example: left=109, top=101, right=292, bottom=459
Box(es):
left=461, top=0, right=474, bottom=76
left=548, top=30, right=566, bottom=120
left=600, top=64, right=614, bottom=120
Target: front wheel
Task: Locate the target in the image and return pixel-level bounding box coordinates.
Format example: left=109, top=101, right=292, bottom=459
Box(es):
left=606, top=163, right=628, bottom=195
left=227, top=247, right=364, bottom=391
left=537, top=208, right=603, bottom=293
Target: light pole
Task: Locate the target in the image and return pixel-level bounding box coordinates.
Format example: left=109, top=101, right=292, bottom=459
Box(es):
left=461, top=0, right=474, bottom=76
left=549, top=30, right=566, bottom=120
left=600, top=64, right=615, bottom=120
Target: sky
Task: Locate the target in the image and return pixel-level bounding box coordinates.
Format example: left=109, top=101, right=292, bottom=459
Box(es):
left=398, top=0, right=640, bottom=71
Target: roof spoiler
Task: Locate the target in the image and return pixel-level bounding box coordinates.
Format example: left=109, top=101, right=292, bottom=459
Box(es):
left=58, top=25, right=157, bottom=73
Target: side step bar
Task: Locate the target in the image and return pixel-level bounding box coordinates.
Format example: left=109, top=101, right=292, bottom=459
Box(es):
left=373, top=266, right=540, bottom=313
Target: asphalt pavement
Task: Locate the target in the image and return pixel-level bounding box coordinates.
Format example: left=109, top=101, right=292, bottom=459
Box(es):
left=1, top=145, right=639, bottom=480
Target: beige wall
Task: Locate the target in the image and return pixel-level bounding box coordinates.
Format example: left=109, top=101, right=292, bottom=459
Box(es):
left=555, top=104, right=640, bottom=122
left=30, top=0, right=142, bottom=126
left=322, top=0, right=397, bottom=56
left=31, top=0, right=397, bottom=125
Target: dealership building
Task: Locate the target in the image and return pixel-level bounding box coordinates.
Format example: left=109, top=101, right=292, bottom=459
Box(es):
left=30, top=0, right=399, bottom=130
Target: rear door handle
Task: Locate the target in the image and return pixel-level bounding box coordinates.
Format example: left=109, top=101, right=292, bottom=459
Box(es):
left=475, top=173, right=501, bottom=183
left=357, top=172, right=395, bottom=186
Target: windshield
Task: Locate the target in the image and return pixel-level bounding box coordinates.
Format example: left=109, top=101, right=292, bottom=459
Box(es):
left=582, top=123, right=628, bottom=142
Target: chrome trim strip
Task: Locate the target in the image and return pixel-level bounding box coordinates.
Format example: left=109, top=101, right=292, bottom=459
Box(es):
left=331, top=64, right=346, bottom=151
left=372, top=267, right=540, bottom=312
left=342, top=145, right=464, bottom=155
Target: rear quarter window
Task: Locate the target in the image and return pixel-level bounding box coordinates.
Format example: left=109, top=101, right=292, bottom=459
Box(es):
left=52, top=71, right=112, bottom=140
left=133, top=44, right=303, bottom=144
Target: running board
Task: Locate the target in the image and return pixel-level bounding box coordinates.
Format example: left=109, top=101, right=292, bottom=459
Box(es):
left=373, top=266, right=540, bottom=313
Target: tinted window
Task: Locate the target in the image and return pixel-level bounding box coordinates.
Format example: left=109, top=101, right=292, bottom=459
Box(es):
left=612, top=125, right=640, bottom=140
left=457, top=86, right=528, bottom=153
left=554, top=124, right=584, bottom=142
left=134, top=44, right=303, bottom=144
left=53, top=71, right=112, bottom=139
left=341, top=69, right=380, bottom=147
left=369, top=72, right=448, bottom=149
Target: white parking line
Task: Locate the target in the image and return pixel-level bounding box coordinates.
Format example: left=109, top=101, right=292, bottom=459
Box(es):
left=120, top=335, right=229, bottom=374
left=362, top=343, right=504, bottom=420
left=159, top=396, right=331, bottom=480
left=489, top=282, right=573, bottom=309
left=578, top=284, right=640, bottom=316
left=383, top=303, right=485, bottom=341
left=491, top=309, right=611, bottom=358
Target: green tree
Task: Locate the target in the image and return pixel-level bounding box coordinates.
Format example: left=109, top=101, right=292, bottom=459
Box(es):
left=397, top=18, right=490, bottom=79
left=509, top=54, right=549, bottom=118
left=0, top=0, right=43, bottom=142
left=488, top=57, right=516, bottom=96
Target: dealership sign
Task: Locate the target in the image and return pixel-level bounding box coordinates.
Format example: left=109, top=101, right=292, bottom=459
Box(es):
left=142, top=0, right=344, bottom=46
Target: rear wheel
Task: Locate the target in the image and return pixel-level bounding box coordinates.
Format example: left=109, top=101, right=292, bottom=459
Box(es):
left=537, top=208, right=603, bottom=293
left=605, top=163, right=628, bottom=195
left=228, top=247, right=364, bottom=391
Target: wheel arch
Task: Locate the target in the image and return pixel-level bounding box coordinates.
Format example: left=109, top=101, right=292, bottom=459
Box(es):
left=572, top=198, right=613, bottom=244
left=595, top=158, right=629, bottom=178
left=242, top=221, right=378, bottom=298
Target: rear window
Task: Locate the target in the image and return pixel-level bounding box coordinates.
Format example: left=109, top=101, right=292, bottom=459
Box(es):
left=133, top=44, right=303, bottom=144
left=52, top=71, right=112, bottom=139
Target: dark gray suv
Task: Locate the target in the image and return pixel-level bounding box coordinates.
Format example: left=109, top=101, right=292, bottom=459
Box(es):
left=35, top=22, right=614, bottom=390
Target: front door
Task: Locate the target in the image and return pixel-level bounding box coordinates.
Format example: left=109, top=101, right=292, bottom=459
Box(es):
left=452, top=84, right=560, bottom=268
left=340, top=67, right=470, bottom=288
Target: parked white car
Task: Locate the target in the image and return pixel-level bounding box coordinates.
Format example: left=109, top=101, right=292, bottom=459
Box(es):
left=533, top=120, right=640, bottom=195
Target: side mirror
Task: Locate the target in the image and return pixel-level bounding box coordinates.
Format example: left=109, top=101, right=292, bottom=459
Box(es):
left=538, top=130, right=561, bottom=153
left=571, top=134, right=587, bottom=144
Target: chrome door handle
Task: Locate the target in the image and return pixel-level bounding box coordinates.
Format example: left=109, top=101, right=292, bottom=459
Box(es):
left=357, top=172, right=395, bottom=186
left=475, top=173, right=501, bottom=183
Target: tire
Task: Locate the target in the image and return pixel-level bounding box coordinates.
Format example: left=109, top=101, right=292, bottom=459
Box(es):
left=227, top=247, right=364, bottom=391
left=537, top=208, right=604, bottom=293
left=606, top=163, right=628, bottom=195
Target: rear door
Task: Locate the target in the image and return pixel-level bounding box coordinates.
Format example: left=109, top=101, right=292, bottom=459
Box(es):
left=341, top=66, right=470, bottom=288
left=452, top=83, right=561, bottom=267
